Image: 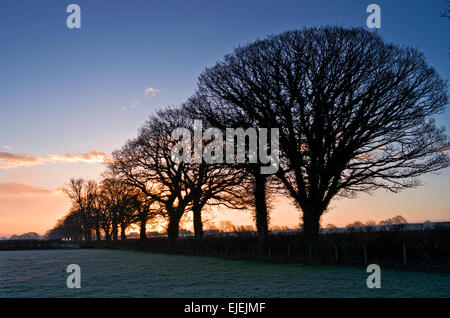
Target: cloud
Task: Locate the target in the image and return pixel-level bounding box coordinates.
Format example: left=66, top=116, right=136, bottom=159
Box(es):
left=0, top=151, right=108, bottom=169
left=0, top=183, right=62, bottom=196
left=122, top=87, right=158, bottom=111
left=0, top=152, right=43, bottom=169
left=2, top=146, right=12, bottom=149
left=144, top=87, right=159, bottom=96
left=47, top=151, right=108, bottom=163
left=122, top=98, right=139, bottom=111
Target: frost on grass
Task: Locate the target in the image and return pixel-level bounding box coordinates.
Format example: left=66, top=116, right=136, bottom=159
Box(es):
left=0, top=249, right=449, bottom=298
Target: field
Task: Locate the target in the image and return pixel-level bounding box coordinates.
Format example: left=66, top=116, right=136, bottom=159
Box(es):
left=0, top=249, right=449, bottom=298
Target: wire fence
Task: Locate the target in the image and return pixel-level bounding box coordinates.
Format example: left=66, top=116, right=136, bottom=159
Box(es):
left=90, top=224, right=450, bottom=272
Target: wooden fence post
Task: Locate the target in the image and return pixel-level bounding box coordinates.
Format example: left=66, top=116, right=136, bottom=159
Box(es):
left=403, top=243, right=407, bottom=266
left=308, top=244, right=312, bottom=264
left=334, top=243, right=339, bottom=263
left=364, top=245, right=368, bottom=265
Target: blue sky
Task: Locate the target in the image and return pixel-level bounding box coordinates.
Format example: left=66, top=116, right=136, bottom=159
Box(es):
left=0, top=0, right=449, bottom=235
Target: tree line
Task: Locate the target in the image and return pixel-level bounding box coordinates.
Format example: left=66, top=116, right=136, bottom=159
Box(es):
left=47, top=26, right=449, bottom=247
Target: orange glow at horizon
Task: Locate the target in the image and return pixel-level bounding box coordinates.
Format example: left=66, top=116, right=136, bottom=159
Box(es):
left=0, top=167, right=449, bottom=237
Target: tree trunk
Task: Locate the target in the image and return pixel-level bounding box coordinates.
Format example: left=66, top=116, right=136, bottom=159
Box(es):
left=193, top=202, right=204, bottom=238
left=167, top=212, right=181, bottom=248
left=120, top=225, right=127, bottom=240
left=112, top=223, right=118, bottom=241
left=84, top=228, right=92, bottom=242
left=302, top=205, right=322, bottom=243
left=82, top=222, right=92, bottom=241
left=103, top=225, right=111, bottom=241
left=140, top=218, right=147, bottom=241
left=254, top=173, right=269, bottom=252
left=95, top=225, right=101, bottom=241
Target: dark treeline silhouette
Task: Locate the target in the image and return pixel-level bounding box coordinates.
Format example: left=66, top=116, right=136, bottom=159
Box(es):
left=47, top=177, right=159, bottom=242
left=48, top=26, right=449, bottom=249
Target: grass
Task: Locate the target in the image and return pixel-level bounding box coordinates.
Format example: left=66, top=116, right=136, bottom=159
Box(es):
left=1, top=249, right=449, bottom=297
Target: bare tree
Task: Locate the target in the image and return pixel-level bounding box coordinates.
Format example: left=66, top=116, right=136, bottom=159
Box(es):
left=130, top=188, right=160, bottom=241
left=86, top=180, right=103, bottom=241
left=50, top=207, right=84, bottom=241
left=96, top=186, right=113, bottom=241
left=346, top=221, right=364, bottom=228
left=45, top=218, right=67, bottom=240
left=379, top=215, right=407, bottom=225
left=63, top=178, right=98, bottom=241
left=184, top=95, right=278, bottom=248
left=107, top=108, right=199, bottom=245
left=185, top=160, right=249, bottom=237
left=197, top=26, right=449, bottom=242
left=100, top=177, right=137, bottom=241
left=108, top=107, right=248, bottom=244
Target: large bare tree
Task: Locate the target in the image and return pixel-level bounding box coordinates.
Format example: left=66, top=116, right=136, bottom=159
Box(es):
left=184, top=95, right=277, bottom=247
left=108, top=108, right=195, bottom=244
left=197, top=26, right=450, bottom=241
left=108, top=107, right=248, bottom=243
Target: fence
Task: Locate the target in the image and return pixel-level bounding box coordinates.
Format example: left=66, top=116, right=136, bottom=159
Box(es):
left=87, top=224, right=450, bottom=272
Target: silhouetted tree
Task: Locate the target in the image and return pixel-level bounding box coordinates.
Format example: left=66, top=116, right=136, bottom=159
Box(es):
left=197, top=26, right=449, bottom=242
left=185, top=95, right=277, bottom=248
left=100, top=177, right=137, bottom=240
left=186, top=160, right=249, bottom=237
left=129, top=188, right=159, bottom=241
left=178, top=122, right=250, bottom=238
left=97, top=185, right=113, bottom=241
left=379, top=215, right=407, bottom=225
left=108, top=108, right=198, bottom=245
left=346, top=221, right=364, bottom=228
left=64, top=178, right=98, bottom=241
left=108, top=107, right=247, bottom=244
left=58, top=207, right=84, bottom=241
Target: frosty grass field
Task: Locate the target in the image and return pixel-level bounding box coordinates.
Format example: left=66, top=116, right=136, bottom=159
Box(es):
left=0, top=249, right=449, bottom=297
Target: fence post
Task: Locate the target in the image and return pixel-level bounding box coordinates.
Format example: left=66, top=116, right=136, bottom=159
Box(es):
left=308, top=244, right=312, bottom=264
left=268, top=246, right=271, bottom=257
left=363, top=245, right=368, bottom=265
left=334, top=243, right=338, bottom=263
left=402, top=243, right=407, bottom=266
left=287, top=244, right=291, bottom=260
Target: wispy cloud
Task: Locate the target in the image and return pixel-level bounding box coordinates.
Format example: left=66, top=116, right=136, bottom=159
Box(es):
left=0, top=152, right=43, bottom=169
left=122, top=98, right=139, bottom=111
left=122, top=87, right=158, bottom=111
left=2, top=146, right=12, bottom=149
left=0, top=151, right=108, bottom=169
left=144, top=87, right=159, bottom=96
left=47, top=151, right=107, bottom=163
left=0, top=183, right=63, bottom=196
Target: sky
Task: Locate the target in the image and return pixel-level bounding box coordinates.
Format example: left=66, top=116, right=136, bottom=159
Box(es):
left=0, top=0, right=449, bottom=237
